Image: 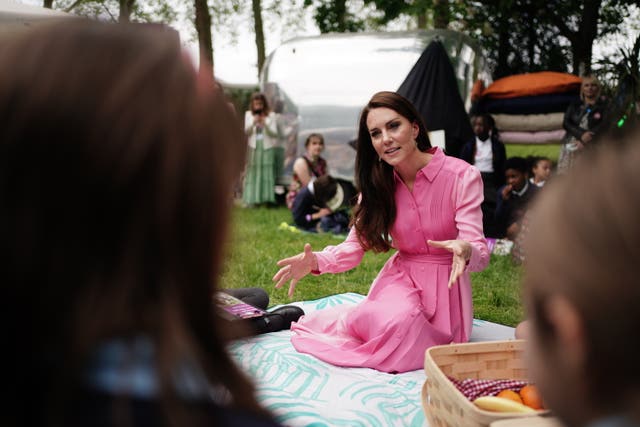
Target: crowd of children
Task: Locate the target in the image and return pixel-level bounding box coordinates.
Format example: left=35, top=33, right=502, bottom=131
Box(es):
left=464, top=113, right=556, bottom=258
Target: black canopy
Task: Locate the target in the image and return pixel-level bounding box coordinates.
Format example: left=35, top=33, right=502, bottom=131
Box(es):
left=397, top=40, right=473, bottom=157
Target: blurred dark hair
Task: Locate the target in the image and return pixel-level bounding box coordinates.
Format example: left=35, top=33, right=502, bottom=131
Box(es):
left=0, top=21, right=263, bottom=425
left=313, top=175, right=337, bottom=206
left=470, top=113, right=499, bottom=139
left=527, top=156, right=552, bottom=174
left=353, top=91, right=431, bottom=252
left=504, top=156, right=529, bottom=173
left=470, top=113, right=495, bottom=130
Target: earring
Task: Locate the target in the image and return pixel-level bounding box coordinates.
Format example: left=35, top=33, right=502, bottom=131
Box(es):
left=378, top=156, right=382, bottom=162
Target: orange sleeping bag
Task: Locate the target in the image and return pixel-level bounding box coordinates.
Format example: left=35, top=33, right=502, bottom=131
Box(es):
left=482, top=71, right=581, bottom=99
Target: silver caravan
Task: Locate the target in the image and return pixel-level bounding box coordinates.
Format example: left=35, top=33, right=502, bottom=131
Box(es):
left=0, top=0, right=72, bottom=36
left=260, top=29, right=490, bottom=185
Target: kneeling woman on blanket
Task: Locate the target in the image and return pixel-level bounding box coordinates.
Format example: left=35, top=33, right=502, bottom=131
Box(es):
left=273, top=91, right=489, bottom=373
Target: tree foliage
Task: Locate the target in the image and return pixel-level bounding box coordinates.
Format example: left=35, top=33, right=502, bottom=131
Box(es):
left=457, top=1, right=570, bottom=78
left=46, top=0, right=177, bottom=24
left=46, top=0, right=636, bottom=83
left=307, top=0, right=636, bottom=78
left=303, top=0, right=364, bottom=33
left=596, top=33, right=640, bottom=132
left=537, top=0, right=634, bottom=75
left=360, top=0, right=428, bottom=27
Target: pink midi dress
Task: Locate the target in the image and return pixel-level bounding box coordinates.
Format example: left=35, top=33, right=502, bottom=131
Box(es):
left=290, top=147, right=490, bottom=373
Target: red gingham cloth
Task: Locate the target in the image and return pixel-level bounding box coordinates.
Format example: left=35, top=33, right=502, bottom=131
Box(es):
left=448, top=376, right=529, bottom=401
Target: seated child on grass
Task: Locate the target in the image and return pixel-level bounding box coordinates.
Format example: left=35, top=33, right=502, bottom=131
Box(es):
left=528, top=156, right=553, bottom=187
left=291, top=175, right=355, bottom=234
left=495, top=156, right=539, bottom=240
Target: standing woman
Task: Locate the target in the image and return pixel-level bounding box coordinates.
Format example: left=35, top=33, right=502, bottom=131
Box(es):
left=243, top=92, right=280, bottom=206
left=558, top=75, right=609, bottom=173
left=273, top=91, right=489, bottom=373
left=285, top=133, right=328, bottom=209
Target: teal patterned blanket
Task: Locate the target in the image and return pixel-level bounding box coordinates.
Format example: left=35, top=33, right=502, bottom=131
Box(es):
left=228, top=293, right=515, bottom=427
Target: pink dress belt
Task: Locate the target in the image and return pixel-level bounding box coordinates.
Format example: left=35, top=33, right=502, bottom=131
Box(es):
left=397, top=252, right=452, bottom=265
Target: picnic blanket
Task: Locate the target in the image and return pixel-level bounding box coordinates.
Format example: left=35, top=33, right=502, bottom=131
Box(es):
left=229, top=292, right=516, bottom=427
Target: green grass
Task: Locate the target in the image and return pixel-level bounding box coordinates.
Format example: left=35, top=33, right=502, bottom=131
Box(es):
left=220, top=206, right=524, bottom=327
left=505, top=143, right=561, bottom=163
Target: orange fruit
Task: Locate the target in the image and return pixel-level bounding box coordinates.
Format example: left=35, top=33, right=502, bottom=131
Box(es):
left=496, top=389, right=523, bottom=404
left=519, top=384, right=544, bottom=410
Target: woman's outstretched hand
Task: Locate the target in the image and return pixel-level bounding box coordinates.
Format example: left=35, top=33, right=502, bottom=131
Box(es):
left=427, top=239, right=472, bottom=288
left=273, top=243, right=318, bottom=298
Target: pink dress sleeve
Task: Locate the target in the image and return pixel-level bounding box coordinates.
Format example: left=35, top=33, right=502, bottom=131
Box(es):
left=313, top=226, right=366, bottom=274
left=455, top=166, right=490, bottom=272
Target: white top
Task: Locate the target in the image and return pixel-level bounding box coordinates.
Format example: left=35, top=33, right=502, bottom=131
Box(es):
left=530, top=177, right=545, bottom=187
left=244, top=111, right=280, bottom=150
left=474, top=136, right=493, bottom=172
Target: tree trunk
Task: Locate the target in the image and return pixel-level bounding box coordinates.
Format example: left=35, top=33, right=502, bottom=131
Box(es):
left=432, top=0, right=449, bottom=29
left=527, top=14, right=536, bottom=69
left=417, top=13, right=427, bottom=29
left=43, top=0, right=53, bottom=8
left=252, top=0, right=266, bottom=79
left=118, top=0, right=135, bottom=22
left=573, top=0, right=600, bottom=75
left=195, top=0, right=214, bottom=79
left=495, top=19, right=511, bottom=79
left=547, top=0, right=601, bottom=75
left=335, top=0, right=347, bottom=32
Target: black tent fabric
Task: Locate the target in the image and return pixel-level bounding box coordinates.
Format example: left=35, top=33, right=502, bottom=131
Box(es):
left=397, top=40, right=473, bottom=157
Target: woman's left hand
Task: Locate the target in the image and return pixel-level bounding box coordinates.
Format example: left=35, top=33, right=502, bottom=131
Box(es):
left=427, top=239, right=472, bottom=288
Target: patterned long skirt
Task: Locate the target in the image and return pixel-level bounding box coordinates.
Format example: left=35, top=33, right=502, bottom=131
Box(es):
left=242, top=139, right=276, bottom=205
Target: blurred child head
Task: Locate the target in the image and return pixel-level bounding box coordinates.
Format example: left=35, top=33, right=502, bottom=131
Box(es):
left=470, top=113, right=495, bottom=141
left=504, top=157, right=529, bottom=191
left=304, top=133, right=325, bottom=156
left=0, top=20, right=263, bottom=424
left=523, top=129, right=640, bottom=427
left=530, top=156, right=552, bottom=184
left=313, top=175, right=338, bottom=207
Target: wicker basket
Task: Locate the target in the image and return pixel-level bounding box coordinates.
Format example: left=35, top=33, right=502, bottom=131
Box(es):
left=422, top=340, right=549, bottom=427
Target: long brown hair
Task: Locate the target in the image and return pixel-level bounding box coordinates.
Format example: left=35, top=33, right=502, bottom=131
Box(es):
left=249, top=91, right=271, bottom=114
left=0, top=21, right=263, bottom=424
left=352, top=91, right=431, bottom=252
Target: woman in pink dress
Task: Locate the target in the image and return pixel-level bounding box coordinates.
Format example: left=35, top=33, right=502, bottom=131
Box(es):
left=273, top=92, right=489, bottom=373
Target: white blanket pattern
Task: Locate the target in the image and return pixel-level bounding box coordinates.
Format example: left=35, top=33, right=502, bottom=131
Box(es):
left=229, top=293, right=515, bottom=427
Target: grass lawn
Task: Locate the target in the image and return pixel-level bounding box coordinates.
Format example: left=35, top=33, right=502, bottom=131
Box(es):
left=505, top=143, right=561, bottom=163
left=220, top=206, right=525, bottom=327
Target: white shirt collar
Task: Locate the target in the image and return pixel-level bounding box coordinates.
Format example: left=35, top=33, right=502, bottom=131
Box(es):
left=513, top=180, right=530, bottom=197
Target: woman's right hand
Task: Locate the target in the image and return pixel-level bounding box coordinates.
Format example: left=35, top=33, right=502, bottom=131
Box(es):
left=581, top=131, right=594, bottom=144
left=273, top=243, right=318, bottom=298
